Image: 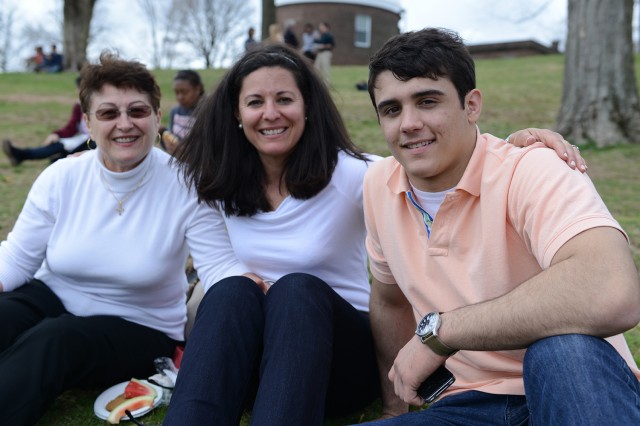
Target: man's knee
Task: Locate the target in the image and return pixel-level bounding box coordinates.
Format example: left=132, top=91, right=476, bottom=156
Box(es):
left=523, top=333, right=631, bottom=391
left=525, top=334, right=610, bottom=369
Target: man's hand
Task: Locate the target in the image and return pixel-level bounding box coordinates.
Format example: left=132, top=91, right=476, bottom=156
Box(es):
left=389, top=337, right=447, bottom=406
left=507, top=128, right=587, bottom=173
left=370, top=278, right=413, bottom=418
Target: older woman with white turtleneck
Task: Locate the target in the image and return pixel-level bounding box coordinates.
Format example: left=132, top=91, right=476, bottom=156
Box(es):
left=0, top=51, right=243, bottom=425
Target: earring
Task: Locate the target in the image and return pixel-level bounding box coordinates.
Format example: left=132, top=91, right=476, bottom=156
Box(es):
left=86, top=138, right=96, bottom=150
left=305, top=116, right=308, bottom=121
left=238, top=123, right=243, bottom=129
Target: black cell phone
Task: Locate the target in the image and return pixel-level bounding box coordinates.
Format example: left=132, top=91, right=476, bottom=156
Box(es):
left=416, top=365, right=455, bottom=403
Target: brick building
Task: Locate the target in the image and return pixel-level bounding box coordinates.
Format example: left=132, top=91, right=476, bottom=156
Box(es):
left=275, top=0, right=403, bottom=65
left=468, top=40, right=561, bottom=59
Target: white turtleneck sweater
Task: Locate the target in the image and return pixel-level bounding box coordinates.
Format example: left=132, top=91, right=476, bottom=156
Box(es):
left=0, top=148, right=247, bottom=340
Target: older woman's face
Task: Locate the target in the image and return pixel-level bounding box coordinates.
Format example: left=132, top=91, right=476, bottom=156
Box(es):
left=237, top=66, right=305, bottom=166
left=85, top=84, right=161, bottom=172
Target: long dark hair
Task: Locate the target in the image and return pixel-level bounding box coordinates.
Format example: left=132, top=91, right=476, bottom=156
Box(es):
left=176, top=44, right=365, bottom=217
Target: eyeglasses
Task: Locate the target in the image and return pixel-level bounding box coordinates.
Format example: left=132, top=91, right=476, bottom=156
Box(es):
left=91, top=105, right=153, bottom=121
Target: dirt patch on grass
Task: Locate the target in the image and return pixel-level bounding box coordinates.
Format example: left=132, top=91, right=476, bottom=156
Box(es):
left=1, top=93, right=75, bottom=104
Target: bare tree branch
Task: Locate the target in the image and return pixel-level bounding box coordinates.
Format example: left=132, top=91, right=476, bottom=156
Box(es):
left=176, top=0, right=252, bottom=68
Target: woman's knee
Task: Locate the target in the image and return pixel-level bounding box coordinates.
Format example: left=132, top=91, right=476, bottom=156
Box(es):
left=267, top=273, right=331, bottom=302
left=200, top=276, right=263, bottom=311
left=192, top=276, right=264, bottom=332
left=15, top=315, right=97, bottom=363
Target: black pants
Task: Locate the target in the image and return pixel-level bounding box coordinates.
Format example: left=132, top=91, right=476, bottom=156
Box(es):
left=0, top=280, right=176, bottom=425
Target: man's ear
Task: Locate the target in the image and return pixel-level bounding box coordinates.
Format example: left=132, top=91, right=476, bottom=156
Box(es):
left=465, top=89, right=482, bottom=123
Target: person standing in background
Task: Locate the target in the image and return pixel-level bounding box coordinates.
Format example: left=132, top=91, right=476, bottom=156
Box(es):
left=302, top=23, right=319, bottom=61
left=284, top=19, right=299, bottom=49
left=245, top=27, right=258, bottom=51
left=314, top=22, right=335, bottom=83
left=265, top=23, right=285, bottom=44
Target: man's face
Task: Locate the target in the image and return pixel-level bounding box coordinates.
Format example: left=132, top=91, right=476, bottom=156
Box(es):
left=373, top=71, right=481, bottom=192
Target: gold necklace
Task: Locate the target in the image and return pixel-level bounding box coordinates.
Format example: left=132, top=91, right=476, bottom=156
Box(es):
left=100, top=169, right=148, bottom=216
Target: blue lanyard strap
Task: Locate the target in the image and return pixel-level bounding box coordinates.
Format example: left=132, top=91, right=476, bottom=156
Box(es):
left=406, top=191, right=434, bottom=238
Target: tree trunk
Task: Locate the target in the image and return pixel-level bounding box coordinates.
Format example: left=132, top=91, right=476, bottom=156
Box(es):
left=557, top=0, right=640, bottom=146
left=63, top=0, right=97, bottom=71
left=261, top=0, right=276, bottom=41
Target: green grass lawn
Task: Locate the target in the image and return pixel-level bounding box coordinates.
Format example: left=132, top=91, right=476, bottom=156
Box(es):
left=1, top=54, right=640, bottom=425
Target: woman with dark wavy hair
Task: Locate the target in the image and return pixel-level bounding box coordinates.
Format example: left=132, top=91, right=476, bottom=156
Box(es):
left=165, top=44, right=381, bottom=425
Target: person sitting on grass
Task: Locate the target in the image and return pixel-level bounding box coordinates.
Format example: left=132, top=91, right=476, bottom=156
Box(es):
left=3, top=76, right=91, bottom=166
left=0, top=51, right=236, bottom=425
left=158, top=70, right=205, bottom=156
left=362, top=27, right=640, bottom=424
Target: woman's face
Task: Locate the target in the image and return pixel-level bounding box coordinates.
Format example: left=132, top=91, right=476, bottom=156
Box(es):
left=85, top=84, right=161, bottom=172
left=173, top=79, right=201, bottom=109
left=237, top=66, right=306, bottom=166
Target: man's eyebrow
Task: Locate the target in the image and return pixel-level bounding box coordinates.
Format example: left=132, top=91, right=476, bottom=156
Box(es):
left=376, top=99, right=397, bottom=112
left=412, top=89, right=445, bottom=99
left=376, top=89, right=446, bottom=112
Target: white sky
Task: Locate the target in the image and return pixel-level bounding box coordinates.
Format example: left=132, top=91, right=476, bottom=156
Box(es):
left=6, top=0, right=569, bottom=70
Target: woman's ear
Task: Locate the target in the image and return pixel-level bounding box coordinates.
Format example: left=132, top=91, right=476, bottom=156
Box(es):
left=83, top=113, right=91, bottom=132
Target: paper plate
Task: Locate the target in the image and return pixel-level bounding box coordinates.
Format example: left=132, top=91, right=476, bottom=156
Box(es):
left=94, top=380, right=163, bottom=421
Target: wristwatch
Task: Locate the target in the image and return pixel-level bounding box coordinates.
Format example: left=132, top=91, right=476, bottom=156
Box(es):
left=415, top=312, right=458, bottom=357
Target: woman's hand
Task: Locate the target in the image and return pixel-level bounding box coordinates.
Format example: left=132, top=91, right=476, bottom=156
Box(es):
left=242, top=272, right=272, bottom=294
left=507, top=128, right=587, bottom=173
left=42, top=133, right=60, bottom=146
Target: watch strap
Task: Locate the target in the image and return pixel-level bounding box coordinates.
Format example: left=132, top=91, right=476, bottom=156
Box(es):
left=423, top=334, right=458, bottom=357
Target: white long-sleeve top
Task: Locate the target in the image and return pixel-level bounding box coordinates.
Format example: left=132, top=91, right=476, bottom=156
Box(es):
left=212, top=151, right=379, bottom=312
left=0, top=148, right=247, bottom=340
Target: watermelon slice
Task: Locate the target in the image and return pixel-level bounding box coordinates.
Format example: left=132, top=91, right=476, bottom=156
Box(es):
left=124, top=378, right=158, bottom=399
left=106, top=394, right=155, bottom=424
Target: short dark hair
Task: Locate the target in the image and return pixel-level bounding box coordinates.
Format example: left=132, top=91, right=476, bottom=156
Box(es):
left=79, top=51, right=161, bottom=115
left=176, top=44, right=365, bottom=217
left=174, top=69, right=205, bottom=96
left=368, top=28, right=475, bottom=110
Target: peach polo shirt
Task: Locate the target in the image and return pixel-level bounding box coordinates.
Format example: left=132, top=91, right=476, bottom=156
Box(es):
left=364, top=132, right=640, bottom=397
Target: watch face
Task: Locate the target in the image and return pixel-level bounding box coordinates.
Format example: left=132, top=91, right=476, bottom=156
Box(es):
left=417, top=312, right=438, bottom=336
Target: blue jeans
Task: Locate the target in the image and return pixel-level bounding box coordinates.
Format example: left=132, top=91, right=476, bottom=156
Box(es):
left=363, top=334, right=640, bottom=425
left=164, top=273, right=380, bottom=426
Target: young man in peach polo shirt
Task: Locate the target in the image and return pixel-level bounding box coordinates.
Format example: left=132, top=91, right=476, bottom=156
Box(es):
left=363, top=28, right=640, bottom=424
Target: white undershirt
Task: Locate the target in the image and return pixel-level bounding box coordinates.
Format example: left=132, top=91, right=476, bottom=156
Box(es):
left=409, top=182, right=453, bottom=219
